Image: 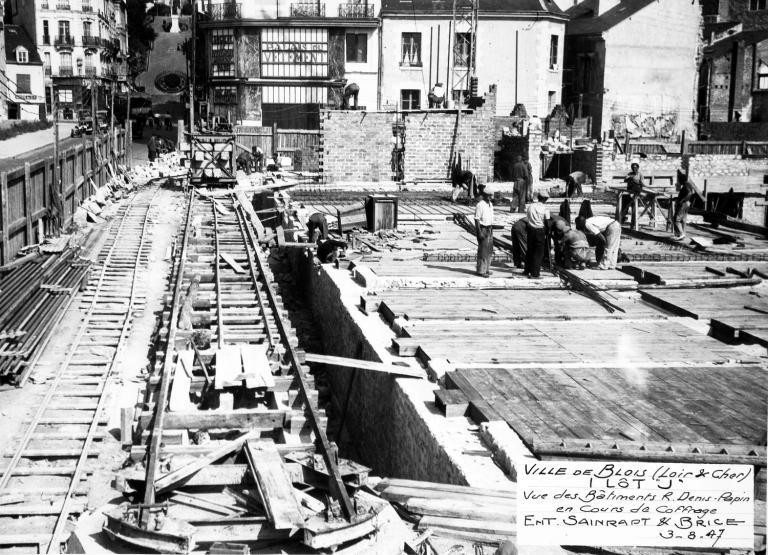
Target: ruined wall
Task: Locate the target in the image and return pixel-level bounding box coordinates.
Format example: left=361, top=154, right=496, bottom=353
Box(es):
left=402, top=88, right=497, bottom=183
left=319, top=111, right=394, bottom=183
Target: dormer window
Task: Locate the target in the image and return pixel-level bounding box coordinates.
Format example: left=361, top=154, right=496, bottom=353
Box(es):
left=16, top=47, right=29, bottom=64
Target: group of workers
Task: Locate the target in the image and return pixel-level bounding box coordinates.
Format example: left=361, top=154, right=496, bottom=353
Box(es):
left=146, top=135, right=174, bottom=162
left=289, top=207, right=348, bottom=264
left=236, top=146, right=266, bottom=175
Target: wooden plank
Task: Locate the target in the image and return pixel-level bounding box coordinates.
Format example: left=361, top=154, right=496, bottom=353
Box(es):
left=304, top=353, right=423, bottom=378
left=155, top=430, right=261, bottom=493
left=244, top=439, right=304, bottom=531
left=240, top=344, right=274, bottom=389
left=169, top=350, right=195, bottom=412
left=215, top=345, right=242, bottom=390
left=138, top=409, right=288, bottom=432
left=220, top=252, right=246, bottom=274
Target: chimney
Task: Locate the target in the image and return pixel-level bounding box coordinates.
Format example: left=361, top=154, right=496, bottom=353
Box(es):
left=596, top=0, right=621, bottom=15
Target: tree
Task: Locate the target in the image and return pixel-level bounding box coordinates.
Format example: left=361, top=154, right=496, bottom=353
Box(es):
left=126, top=0, right=157, bottom=52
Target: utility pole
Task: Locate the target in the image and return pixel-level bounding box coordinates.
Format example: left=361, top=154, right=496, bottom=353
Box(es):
left=52, top=84, right=60, bottom=236
left=189, top=3, right=196, bottom=130
left=110, top=80, right=115, bottom=161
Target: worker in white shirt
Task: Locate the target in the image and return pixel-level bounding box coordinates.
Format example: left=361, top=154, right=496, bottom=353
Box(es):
left=474, top=185, right=494, bottom=277
left=428, top=83, right=445, bottom=108
left=577, top=215, right=621, bottom=270
left=524, top=192, right=550, bottom=278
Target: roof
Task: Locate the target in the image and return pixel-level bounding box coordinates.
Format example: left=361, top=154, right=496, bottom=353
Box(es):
left=565, top=0, right=655, bottom=35
left=5, top=25, right=43, bottom=65
left=380, top=0, right=566, bottom=17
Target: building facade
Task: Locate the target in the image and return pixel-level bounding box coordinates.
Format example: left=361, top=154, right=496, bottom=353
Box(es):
left=563, top=0, right=702, bottom=139
left=4, top=25, right=46, bottom=120
left=199, top=0, right=378, bottom=128
left=7, top=0, right=129, bottom=120
left=698, top=0, right=768, bottom=123
left=0, top=2, right=8, bottom=120
left=378, top=0, right=566, bottom=116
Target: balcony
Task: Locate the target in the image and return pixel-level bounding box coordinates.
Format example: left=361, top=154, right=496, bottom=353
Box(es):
left=82, top=4, right=93, bottom=12
left=338, top=3, right=374, bottom=18
left=41, top=2, right=50, bottom=8
left=84, top=66, right=98, bottom=77
left=290, top=2, right=325, bottom=17
left=54, top=35, right=75, bottom=47
left=58, top=66, right=74, bottom=76
left=82, top=35, right=100, bottom=48
left=209, top=3, right=241, bottom=20
left=56, top=2, right=71, bottom=9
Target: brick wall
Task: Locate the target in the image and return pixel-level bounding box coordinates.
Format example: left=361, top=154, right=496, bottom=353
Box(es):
left=319, top=111, right=394, bottom=183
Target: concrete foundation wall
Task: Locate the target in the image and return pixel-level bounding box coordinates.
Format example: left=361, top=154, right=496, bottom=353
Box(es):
left=290, top=251, right=510, bottom=486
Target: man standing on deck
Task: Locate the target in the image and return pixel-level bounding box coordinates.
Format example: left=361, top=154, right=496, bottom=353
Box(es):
left=511, top=156, right=531, bottom=212
left=474, top=185, right=494, bottom=277
left=620, top=162, right=645, bottom=223
left=673, top=169, right=695, bottom=241
left=524, top=192, right=550, bottom=278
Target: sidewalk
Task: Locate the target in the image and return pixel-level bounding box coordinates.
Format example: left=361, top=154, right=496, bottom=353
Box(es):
left=0, top=123, right=77, bottom=169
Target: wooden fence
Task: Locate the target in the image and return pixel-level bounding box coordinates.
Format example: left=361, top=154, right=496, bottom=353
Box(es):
left=626, top=139, right=768, bottom=158
left=234, top=126, right=320, bottom=171
left=0, top=129, right=127, bottom=264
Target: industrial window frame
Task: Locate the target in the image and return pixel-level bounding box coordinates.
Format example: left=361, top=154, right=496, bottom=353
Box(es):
left=453, top=32, right=472, bottom=68
left=549, top=34, right=559, bottom=69
left=58, top=88, right=73, bottom=103
left=401, top=32, right=421, bottom=67
left=211, top=28, right=235, bottom=77
left=400, top=89, right=420, bottom=110
left=261, top=28, right=328, bottom=78
left=346, top=32, right=367, bottom=63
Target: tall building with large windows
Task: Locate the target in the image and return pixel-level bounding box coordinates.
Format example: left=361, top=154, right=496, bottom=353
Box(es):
left=6, top=0, right=129, bottom=120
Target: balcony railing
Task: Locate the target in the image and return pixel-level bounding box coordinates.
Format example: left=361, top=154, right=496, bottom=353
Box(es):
left=41, top=2, right=50, bottom=8
left=209, top=3, right=241, bottom=19
left=54, top=35, right=75, bottom=47
left=82, top=4, right=93, bottom=12
left=56, top=2, right=71, bottom=9
left=58, top=66, right=74, bottom=76
left=338, top=3, right=374, bottom=17
left=82, top=35, right=100, bottom=48
left=44, top=65, right=52, bottom=76
left=291, top=2, right=325, bottom=16
left=84, top=66, right=98, bottom=77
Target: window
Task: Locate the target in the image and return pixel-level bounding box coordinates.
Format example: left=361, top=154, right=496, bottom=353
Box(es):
left=58, top=88, right=73, bottom=103
left=549, top=35, right=559, bottom=69
left=43, top=20, right=50, bottom=44
left=16, top=74, right=31, bottom=94
left=83, top=21, right=91, bottom=37
left=749, top=0, right=766, bottom=9
left=59, top=20, right=70, bottom=38
left=453, top=32, right=472, bottom=68
left=548, top=90, right=557, bottom=113
left=16, top=48, right=28, bottom=64
left=261, top=28, right=327, bottom=78
left=401, top=33, right=421, bottom=66
left=346, top=33, right=367, bottom=63
left=211, top=28, right=235, bottom=76
left=758, top=62, right=768, bottom=89
left=401, top=89, right=420, bottom=110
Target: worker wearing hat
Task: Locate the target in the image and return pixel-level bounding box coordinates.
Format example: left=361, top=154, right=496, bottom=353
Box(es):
left=474, top=184, right=494, bottom=277
left=524, top=191, right=551, bottom=278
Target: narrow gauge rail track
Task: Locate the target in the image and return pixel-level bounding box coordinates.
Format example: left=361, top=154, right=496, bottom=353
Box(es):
left=124, top=189, right=354, bottom=550
left=0, top=185, right=159, bottom=553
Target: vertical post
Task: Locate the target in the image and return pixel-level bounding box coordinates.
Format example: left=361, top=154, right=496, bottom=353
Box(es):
left=445, top=19, right=452, bottom=106
left=91, top=76, right=98, bottom=136
left=680, top=129, right=687, bottom=158
left=272, top=122, right=278, bottom=159
left=24, top=163, right=33, bottom=244
left=189, top=4, right=196, bottom=131
left=0, top=173, right=9, bottom=264
left=52, top=83, right=60, bottom=235
left=126, top=87, right=132, bottom=168
left=110, top=82, right=115, bottom=162
left=514, top=30, right=519, bottom=106
left=428, top=27, right=433, bottom=92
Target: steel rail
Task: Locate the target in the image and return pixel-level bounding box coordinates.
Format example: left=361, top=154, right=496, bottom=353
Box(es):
left=47, top=188, right=159, bottom=553
left=141, top=189, right=195, bottom=524
left=212, top=206, right=225, bottom=349
left=232, top=197, right=356, bottom=520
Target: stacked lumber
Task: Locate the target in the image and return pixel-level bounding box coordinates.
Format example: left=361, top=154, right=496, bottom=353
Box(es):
left=375, top=478, right=515, bottom=545
left=0, top=245, right=90, bottom=385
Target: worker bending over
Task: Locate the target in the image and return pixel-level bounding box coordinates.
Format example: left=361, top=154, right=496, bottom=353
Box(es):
left=566, top=171, right=587, bottom=198
left=317, top=239, right=347, bottom=264
left=524, top=192, right=550, bottom=278
left=452, top=170, right=477, bottom=203
left=306, top=212, right=329, bottom=243
left=553, top=219, right=590, bottom=269
left=236, top=148, right=255, bottom=175
left=474, top=185, right=494, bottom=277
left=576, top=215, right=621, bottom=270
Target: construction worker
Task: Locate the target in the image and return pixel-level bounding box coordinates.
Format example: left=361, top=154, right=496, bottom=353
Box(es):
left=620, top=162, right=645, bottom=223
left=147, top=135, right=158, bottom=162
left=236, top=148, right=254, bottom=175
left=673, top=169, right=695, bottom=241
left=317, top=238, right=347, bottom=264
left=554, top=219, right=590, bottom=269
left=428, top=83, right=445, bottom=108
left=511, top=155, right=531, bottom=212
left=452, top=169, right=477, bottom=203
left=524, top=192, right=550, bottom=278
left=511, top=216, right=528, bottom=269
left=523, top=154, right=534, bottom=202
left=306, top=212, right=329, bottom=243
left=546, top=214, right=568, bottom=266
left=474, top=184, right=494, bottom=277
left=341, top=80, right=360, bottom=109
left=566, top=170, right=587, bottom=198
left=252, top=145, right=264, bottom=172
left=577, top=215, right=621, bottom=270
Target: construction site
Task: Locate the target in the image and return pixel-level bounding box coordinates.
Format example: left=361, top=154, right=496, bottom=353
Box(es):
left=0, top=0, right=765, bottom=553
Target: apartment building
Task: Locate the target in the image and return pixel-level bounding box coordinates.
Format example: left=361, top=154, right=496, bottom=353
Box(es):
left=7, top=0, right=129, bottom=120
left=4, top=25, right=46, bottom=120
left=199, top=0, right=378, bottom=128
